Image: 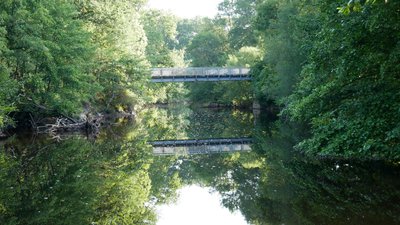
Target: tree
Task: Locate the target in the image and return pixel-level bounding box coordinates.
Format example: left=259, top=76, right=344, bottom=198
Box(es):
left=175, top=18, right=213, bottom=51
left=0, top=73, right=16, bottom=129
left=217, top=0, right=259, bottom=49
left=227, top=46, right=262, bottom=67
left=0, top=18, right=16, bottom=129
left=287, top=1, right=400, bottom=159
left=74, top=0, right=150, bottom=113
left=251, top=0, right=318, bottom=104
left=186, top=31, right=229, bottom=67
left=0, top=137, right=157, bottom=224
left=0, top=0, right=99, bottom=121
left=141, top=9, right=188, bottom=104
left=142, top=10, right=179, bottom=67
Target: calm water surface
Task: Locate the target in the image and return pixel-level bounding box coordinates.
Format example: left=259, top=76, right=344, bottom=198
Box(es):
left=0, top=106, right=399, bottom=225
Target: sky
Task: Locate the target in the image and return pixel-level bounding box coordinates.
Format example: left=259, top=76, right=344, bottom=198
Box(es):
left=156, top=185, right=248, bottom=225
left=147, top=0, right=222, bottom=18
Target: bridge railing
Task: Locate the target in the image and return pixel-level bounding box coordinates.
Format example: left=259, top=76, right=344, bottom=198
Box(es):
left=151, top=67, right=251, bottom=77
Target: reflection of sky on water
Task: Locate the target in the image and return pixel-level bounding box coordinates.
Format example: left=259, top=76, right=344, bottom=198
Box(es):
left=156, top=185, right=248, bottom=225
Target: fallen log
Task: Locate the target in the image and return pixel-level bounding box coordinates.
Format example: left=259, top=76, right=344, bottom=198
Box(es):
left=35, top=114, right=103, bottom=135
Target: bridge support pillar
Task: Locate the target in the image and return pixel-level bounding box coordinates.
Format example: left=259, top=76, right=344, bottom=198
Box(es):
left=252, top=99, right=261, bottom=110
left=253, top=99, right=261, bottom=126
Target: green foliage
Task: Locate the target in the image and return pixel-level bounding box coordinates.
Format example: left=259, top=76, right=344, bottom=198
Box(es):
left=217, top=0, right=259, bottom=49
left=247, top=0, right=400, bottom=159
left=0, top=20, right=16, bottom=128
left=75, top=0, right=150, bottom=113
left=287, top=0, right=400, bottom=159
left=251, top=141, right=400, bottom=225
left=0, top=137, right=157, bottom=225
left=1, top=104, right=400, bottom=225
left=0, top=0, right=99, bottom=118
left=142, top=10, right=179, bottom=67
left=185, top=81, right=253, bottom=107
left=186, top=31, right=229, bottom=67
left=251, top=0, right=317, bottom=104
left=141, top=9, right=188, bottom=104
left=169, top=116, right=400, bottom=225
left=0, top=74, right=17, bottom=128
left=175, top=18, right=213, bottom=51
left=227, top=46, right=262, bottom=67
left=189, top=119, right=400, bottom=225
left=185, top=27, right=254, bottom=107
left=0, top=0, right=171, bottom=128
left=338, top=0, right=389, bottom=14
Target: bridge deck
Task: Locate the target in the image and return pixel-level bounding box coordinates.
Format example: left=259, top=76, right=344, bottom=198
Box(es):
left=151, top=67, right=251, bottom=82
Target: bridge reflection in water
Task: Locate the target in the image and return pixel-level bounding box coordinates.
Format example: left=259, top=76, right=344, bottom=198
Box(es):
left=149, top=138, right=252, bottom=155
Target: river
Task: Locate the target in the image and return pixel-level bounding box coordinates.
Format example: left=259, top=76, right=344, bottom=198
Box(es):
left=0, top=106, right=399, bottom=225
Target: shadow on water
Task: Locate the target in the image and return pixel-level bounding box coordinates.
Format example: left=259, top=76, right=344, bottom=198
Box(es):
left=0, top=106, right=399, bottom=225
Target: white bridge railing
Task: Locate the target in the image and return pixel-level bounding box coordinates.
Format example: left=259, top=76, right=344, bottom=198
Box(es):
left=151, top=67, right=251, bottom=77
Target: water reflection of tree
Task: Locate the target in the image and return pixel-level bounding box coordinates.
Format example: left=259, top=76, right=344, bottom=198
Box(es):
left=1, top=108, right=399, bottom=225
left=0, top=137, right=156, bottom=224
left=172, top=118, right=400, bottom=225
left=184, top=108, right=254, bottom=138
left=0, top=106, right=247, bottom=224
left=0, top=107, right=192, bottom=225
left=249, top=120, right=400, bottom=225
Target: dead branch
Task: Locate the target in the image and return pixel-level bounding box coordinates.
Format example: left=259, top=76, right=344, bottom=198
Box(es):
left=35, top=114, right=103, bottom=135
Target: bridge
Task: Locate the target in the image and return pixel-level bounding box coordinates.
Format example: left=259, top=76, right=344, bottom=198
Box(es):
left=149, top=137, right=252, bottom=155
left=150, top=67, right=251, bottom=82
